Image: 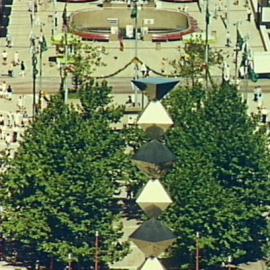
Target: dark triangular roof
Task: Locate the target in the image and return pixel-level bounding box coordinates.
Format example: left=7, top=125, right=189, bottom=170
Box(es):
left=132, top=78, right=180, bottom=100
left=130, top=218, right=175, bottom=243
left=133, top=140, right=176, bottom=165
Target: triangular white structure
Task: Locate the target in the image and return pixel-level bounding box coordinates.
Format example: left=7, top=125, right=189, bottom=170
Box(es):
left=141, top=257, right=166, bottom=270
left=136, top=179, right=172, bottom=217
left=137, top=101, right=173, bottom=136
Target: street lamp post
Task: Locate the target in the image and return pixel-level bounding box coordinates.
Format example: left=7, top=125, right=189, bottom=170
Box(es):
left=95, top=231, right=99, bottom=270
left=234, top=22, right=240, bottom=83
left=227, top=255, right=232, bottom=270
left=205, top=0, right=209, bottom=88
left=32, top=42, right=38, bottom=119
left=68, top=253, right=72, bottom=270
left=195, top=232, right=200, bottom=270
left=62, top=1, right=69, bottom=104
left=38, top=25, right=46, bottom=113
left=131, top=1, right=139, bottom=106
left=64, top=25, right=68, bottom=104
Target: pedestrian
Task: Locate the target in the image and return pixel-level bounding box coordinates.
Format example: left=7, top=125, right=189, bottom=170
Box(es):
left=140, top=63, right=147, bottom=77
left=8, top=63, right=13, bottom=77
left=214, top=3, right=219, bottom=19
left=218, top=0, right=223, bottom=11
left=54, top=11, right=58, bottom=27
left=247, top=6, right=252, bottom=21
left=2, top=50, right=8, bottom=65
left=0, top=114, right=4, bottom=126
left=257, top=85, right=262, bottom=97
left=226, top=31, right=231, bottom=47
left=7, top=85, right=13, bottom=100
left=1, top=81, right=7, bottom=94
left=14, top=51, right=20, bottom=65
left=145, top=67, right=150, bottom=77
left=6, top=113, right=12, bottom=127
left=126, top=183, right=133, bottom=200
left=28, top=0, right=32, bottom=11
left=5, top=33, right=12, bottom=48
left=223, top=62, right=230, bottom=83
left=253, top=86, right=258, bottom=101
left=262, top=107, right=268, bottom=123
left=17, top=95, right=24, bottom=111
left=20, top=61, right=26, bottom=77
left=30, top=12, right=34, bottom=26
left=257, top=94, right=263, bottom=109
left=34, top=0, right=38, bottom=13
left=125, top=95, right=133, bottom=107
left=5, top=133, right=12, bottom=148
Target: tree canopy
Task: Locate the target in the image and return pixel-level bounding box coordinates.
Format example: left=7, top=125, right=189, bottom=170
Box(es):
left=162, top=84, right=270, bottom=268
left=0, top=82, right=129, bottom=268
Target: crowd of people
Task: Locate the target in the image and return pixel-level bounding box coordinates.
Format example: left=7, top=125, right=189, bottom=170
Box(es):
left=2, top=50, right=26, bottom=78
left=0, top=96, right=31, bottom=158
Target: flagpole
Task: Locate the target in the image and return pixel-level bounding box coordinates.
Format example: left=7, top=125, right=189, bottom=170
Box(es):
left=131, top=1, right=139, bottom=106
left=205, top=0, right=209, bottom=88
left=196, top=232, right=200, bottom=270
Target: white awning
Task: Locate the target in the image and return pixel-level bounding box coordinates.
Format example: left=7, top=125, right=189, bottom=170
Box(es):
left=253, top=52, right=270, bottom=74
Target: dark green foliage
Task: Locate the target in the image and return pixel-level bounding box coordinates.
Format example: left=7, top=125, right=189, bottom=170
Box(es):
left=0, top=83, right=129, bottom=267
left=163, top=84, right=270, bottom=268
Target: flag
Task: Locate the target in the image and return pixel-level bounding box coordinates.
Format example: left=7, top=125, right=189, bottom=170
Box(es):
left=62, top=2, right=68, bottom=27
left=236, top=28, right=244, bottom=50
left=206, top=4, right=210, bottom=25
left=248, top=67, right=258, bottom=82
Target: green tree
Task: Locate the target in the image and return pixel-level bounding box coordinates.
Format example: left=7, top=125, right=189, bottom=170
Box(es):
left=162, top=84, right=270, bottom=268
left=169, top=37, right=223, bottom=87
left=0, top=83, right=129, bottom=268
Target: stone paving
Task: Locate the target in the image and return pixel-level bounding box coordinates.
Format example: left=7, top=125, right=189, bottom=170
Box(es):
left=0, top=0, right=269, bottom=270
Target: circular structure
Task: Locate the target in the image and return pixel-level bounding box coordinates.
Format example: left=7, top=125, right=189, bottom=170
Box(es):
left=69, top=7, right=199, bottom=42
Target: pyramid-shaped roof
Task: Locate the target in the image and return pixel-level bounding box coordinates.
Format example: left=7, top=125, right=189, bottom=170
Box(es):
left=137, top=101, right=173, bottom=135
left=129, top=218, right=176, bottom=257
left=140, top=257, right=166, bottom=270
left=132, top=78, right=180, bottom=100
left=133, top=140, right=176, bottom=166
left=136, top=179, right=173, bottom=217
left=136, top=179, right=172, bottom=203
left=130, top=218, right=175, bottom=243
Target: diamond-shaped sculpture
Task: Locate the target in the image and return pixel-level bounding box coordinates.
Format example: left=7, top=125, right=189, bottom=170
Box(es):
left=129, top=218, right=176, bottom=257
left=137, top=101, right=173, bottom=139
left=136, top=179, right=172, bottom=217
left=140, top=257, right=166, bottom=270
left=132, top=78, right=180, bottom=101
left=132, top=140, right=176, bottom=178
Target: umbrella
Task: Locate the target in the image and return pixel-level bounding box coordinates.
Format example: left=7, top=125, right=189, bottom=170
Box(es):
left=132, top=78, right=180, bottom=101
left=129, top=218, right=176, bottom=257
left=136, top=179, right=172, bottom=217
left=137, top=101, right=174, bottom=139
left=132, top=140, right=176, bottom=178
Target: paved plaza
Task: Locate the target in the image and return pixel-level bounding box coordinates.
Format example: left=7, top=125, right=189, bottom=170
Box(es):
left=0, top=0, right=269, bottom=270
left=0, top=0, right=270, bottom=110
